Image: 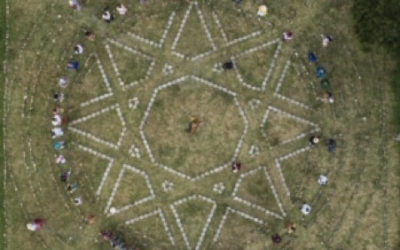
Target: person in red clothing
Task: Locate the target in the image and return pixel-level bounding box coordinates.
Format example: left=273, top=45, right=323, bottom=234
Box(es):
left=27, top=218, right=44, bottom=232
left=232, top=160, right=242, bottom=173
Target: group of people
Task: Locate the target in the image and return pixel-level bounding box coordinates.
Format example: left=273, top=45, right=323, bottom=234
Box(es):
left=102, top=4, right=128, bottom=23
left=53, top=50, right=86, bottom=206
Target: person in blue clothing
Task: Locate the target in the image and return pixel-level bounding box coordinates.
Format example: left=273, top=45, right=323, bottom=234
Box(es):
left=308, top=52, right=317, bottom=63
left=316, top=66, right=326, bottom=78
left=67, top=60, right=79, bottom=70
left=53, top=141, right=65, bottom=150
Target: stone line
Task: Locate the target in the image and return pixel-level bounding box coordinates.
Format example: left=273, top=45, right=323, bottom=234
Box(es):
left=105, top=39, right=155, bottom=90
left=226, top=31, right=262, bottom=46
left=105, top=164, right=155, bottom=216
left=170, top=194, right=217, bottom=250
left=231, top=39, right=282, bottom=91
left=80, top=54, right=113, bottom=107
left=274, top=60, right=291, bottom=93
left=263, top=167, right=286, bottom=217
left=69, top=104, right=127, bottom=149
left=212, top=11, right=261, bottom=46
left=77, top=144, right=115, bottom=196
left=128, top=143, right=141, bottom=158
left=27, top=137, right=37, bottom=172
left=213, top=207, right=265, bottom=242
left=212, top=12, right=228, bottom=43
left=171, top=2, right=216, bottom=61
left=275, top=146, right=312, bottom=197
left=127, top=12, right=176, bottom=48
left=171, top=2, right=193, bottom=50
left=274, top=59, right=312, bottom=110
left=231, top=166, right=285, bottom=219
left=140, top=76, right=189, bottom=164
left=124, top=208, right=175, bottom=246
left=140, top=75, right=248, bottom=181
left=194, top=2, right=216, bottom=50
left=274, top=93, right=312, bottom=110
left=260, top=106, right=320, bottom=145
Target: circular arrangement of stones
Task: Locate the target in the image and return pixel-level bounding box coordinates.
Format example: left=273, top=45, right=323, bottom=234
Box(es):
left=62, top=1, right=323, bottom=249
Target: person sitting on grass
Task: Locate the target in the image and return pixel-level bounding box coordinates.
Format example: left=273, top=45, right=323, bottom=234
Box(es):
left=60, top=170, right=71, bottom=182
left=85, top=31, right=96, bottom=41
left=116, top=4, right=128, bottom=15
left=74, top=43, right=84, bottom=55
left=271, top=234, right=282, bottom=244
left=232, top=160, right=242, bottom=173
left=67, top=60, right=79, bottom=70
left=309, top=135, right=320, bottom=145
left=53, top=141, right=65, bottom=150
left=56, top=154, right=66, bottom=165
left=52, top=127, right=64, bottom=139
left=69, top=0, right=81, bottom=11
left=222, top=61, right=234, bottom=70
left=67, top=183, right=78, bottom=193
left=102, top=9, right=114, bottom=23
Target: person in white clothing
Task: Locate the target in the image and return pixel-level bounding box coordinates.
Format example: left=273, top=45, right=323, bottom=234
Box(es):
left=116, top=4, right=128, bottom=15
left=52, top=127, right=64, bottom=138
left=52, top=114, right=62, bottom=126
left=56, top=155, right=66, bottom=165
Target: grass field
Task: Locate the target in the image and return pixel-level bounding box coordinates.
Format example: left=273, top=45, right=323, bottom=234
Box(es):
left=2, top=0, right=399, bottom=249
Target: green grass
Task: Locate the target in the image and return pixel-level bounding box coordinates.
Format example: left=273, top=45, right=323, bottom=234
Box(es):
left=2, top=0, right=400, bottom=249
left=0, top=0, right=6, bottom=248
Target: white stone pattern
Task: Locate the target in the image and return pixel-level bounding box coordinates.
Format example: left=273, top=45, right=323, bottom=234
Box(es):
left=212, top=182, right=225, bottom=194
left=104, top=164, right=155, bottom=216
left=128, top=143, right=141, bottom=158
left=275, top=146, right=313, bottom=197
left=274, top=59, right=312, bottom=110
left=69, top=104, right=127, bottom=149
left=248, top=98, right=260, bottom=110
left=162, top=64, right=174, bottom=75
left=105, top=38, right=155, bottom=91
left=248, top=145, right=259, bottom=158
left=128, top=97, right=139, bottom=109
left=231, top=38, right=282, bottom=91
left=212, top=12, right=262, bottom=46
left=140, top=75, right=248, bottom=181
left=213, top=207, right=265, bottom=242
left=260, top=105, right=320, bottom=145
left=80, top=54, right=113, bottom=107
left=77, top=144, right=115, bottom=196
left=212, top=62, right=224, bottom=74
left=170, top=194, right=217, bottom=250
left=162, top=180, right=174, bottom=192
left=128, top=12, right=176, bottom=48
left=125, top=209, right=175, bottom=246
left=171, top=1, right=216, bottom=61
left=231, top=166, right=286, bottom=219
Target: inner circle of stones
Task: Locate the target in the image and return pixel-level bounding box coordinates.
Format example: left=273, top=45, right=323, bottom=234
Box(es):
left=140, top=75, right=249, bottom=181
left=65, top=2, right=323, bottom=248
